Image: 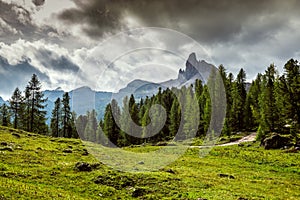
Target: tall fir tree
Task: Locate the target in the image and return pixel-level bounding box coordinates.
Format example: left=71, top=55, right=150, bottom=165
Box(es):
left=258, top=65, right=279, bottom=136
left=231, top=68, right=247, bottom=132
left=50, top=98, right=61, bottom=137
left=169, top=95, right=181, bottom=138
left=103, top=100, right=121, bottom=146
left=9, top=88, right=24, bottom=129
left=84, top=110, right=98, bottom=142
left=0, top=104, right=10, bottom=127
left=25, top=74, right=48, bottom=134
left=283, top=59, right=300, bottom=127
left=61, top=92, right=76, bottom=138
left=75, top=115, right=88, bottom=139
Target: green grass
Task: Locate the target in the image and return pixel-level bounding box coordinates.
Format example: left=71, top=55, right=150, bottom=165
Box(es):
left=0, top=126, right=299, bottom=199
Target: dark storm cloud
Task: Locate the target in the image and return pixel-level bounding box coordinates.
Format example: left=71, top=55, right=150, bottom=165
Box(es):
left=32, top=0, right=45, bottom=7
left=0, top=56, right=50, bottom=96
left=36, top=49, right=80, bottom=72
left=58, top=0, right=300, bottom=44
left=0, top=1, right=59, bottom=44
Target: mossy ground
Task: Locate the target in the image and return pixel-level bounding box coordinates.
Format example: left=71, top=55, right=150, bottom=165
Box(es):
left=0, top=126, right=299, bottom=199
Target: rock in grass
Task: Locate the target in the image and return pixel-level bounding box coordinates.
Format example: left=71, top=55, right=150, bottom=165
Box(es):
left=138, top=161, right=144, bottom=165
left=62, top=149, right=72, bottom=153
left=82, top=149, right=89, bottom=156
left=218, top=173, right=235, bottom=179
left=0, top=147, right=13, bottom=152
left=261, top=134, right=292, bottom=150
left=165, top=169, right=176, bottom=174
left=0, top=142, right=7, bottom=146
left=132, top=187, right=146, bottom=198
left=75, top=162, right=92, bottom=172
left=12, top=133, right=21, bottom=138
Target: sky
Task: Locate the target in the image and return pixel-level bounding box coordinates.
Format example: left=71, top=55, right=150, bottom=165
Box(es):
left=0, top=0, right=300, bottom=100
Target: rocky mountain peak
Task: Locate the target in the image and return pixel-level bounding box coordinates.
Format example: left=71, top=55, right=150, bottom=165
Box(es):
left=178, top=52, right=203, bottom=82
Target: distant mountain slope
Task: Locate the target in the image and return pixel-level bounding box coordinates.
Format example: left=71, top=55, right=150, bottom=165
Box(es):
left=42, top=53, right=216, bottom=122
left=43, top=87, right=112, bottom=123
left=0, top=97, right=5, bottom=105
left=116, top=53, right=214, bottom=99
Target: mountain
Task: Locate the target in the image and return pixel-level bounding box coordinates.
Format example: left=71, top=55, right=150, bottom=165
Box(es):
left=116, top=53, right=214, bottom=99
left=44, top=87, right=65, bottom=102
left=43, top=87, right=112, bottom=123
left=0, top=96, right=5, bottom=105
left=43, top=53, right=214, bottom=122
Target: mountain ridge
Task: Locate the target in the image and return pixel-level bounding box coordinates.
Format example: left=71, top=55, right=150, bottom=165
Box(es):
left=0, top=53, right=214, bottom=121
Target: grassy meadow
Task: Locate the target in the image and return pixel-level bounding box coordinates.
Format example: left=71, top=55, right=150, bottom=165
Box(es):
left=0, top=126, right=299, bottom=199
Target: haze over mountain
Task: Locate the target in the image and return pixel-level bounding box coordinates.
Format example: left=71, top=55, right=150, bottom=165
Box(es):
left=3, top=53, right=213, bottom=123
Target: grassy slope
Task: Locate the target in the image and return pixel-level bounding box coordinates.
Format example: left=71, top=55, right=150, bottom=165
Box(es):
left=0, top=126, right=299, bottom=200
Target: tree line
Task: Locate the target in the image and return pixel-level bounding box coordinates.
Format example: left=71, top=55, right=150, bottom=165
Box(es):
left=0, top=58, right=299, bottom=145
left=73, top=59, right=299, bottom=146
left=0, top=74, right=77, bottom=137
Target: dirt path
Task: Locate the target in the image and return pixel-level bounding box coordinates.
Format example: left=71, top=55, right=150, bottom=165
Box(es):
left=218, top=132, right=257, bottom=146
left=190, top=132, right=257, bottom=148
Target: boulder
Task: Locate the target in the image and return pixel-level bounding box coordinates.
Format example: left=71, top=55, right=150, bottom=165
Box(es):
left=0, top=147, right=13, bottom=152
left=137, top=161, right=144, bottom=165
left=218, top=173, right=235, bottom=179
left=75, top=162, right=92, bottom=172
left=0, top=142, right=7, bottom=146
left=262, top=134, right=292, bottom=150
left=132, top=187, right=147, bottom=198
left=12, top=133, right=21, bottom=138
left=62, top=149, right=72, bottom=153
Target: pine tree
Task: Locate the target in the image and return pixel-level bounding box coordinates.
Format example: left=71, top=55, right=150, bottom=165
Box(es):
left=201, top=85, right=211, bottom=136
left=25, top=74, right=48, bottom=134
left=61, top=92, right=75, bottom=138
left=141, top=104, right=152, bottom=142
left=283, top=59, right=300, bottom=128
left=195, top=79, right=204, bottom=137
left=103, top=100, right=121, bottom=146
left=275, top=75, right=292, bottom=132
left=247, top=73, right=262, bottom=129
left=259, top=64, right=279, bottom=133
left=0, top=104, right=10, bottom=127
left=75, top=115, right=88, bottom=139
left=9, top=88, right=24, bottom=129
left=84, top=110, right=98, bottom=142
left=231, top=68, right=247, bottom=132
left=169, top=96, right=181, bottom=138
left=50, top=98, right=61, bottom=137
left=182, top=85, right=199, bottom=139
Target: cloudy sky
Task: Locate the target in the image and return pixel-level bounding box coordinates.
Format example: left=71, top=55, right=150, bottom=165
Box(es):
left=0, top=0, right=300, bottom=99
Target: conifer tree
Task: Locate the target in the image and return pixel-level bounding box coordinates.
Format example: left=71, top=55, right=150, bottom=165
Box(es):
left=9, top=87, right=24, bottom=129
left=195, top=79, right=204, bottom=137
left=258, top=64, right=278, bottom=134
left=247, top=73, right=262, bottom=128
left=201, top=85, right=211, bottom=135
left=103, top=100, right=121, bottom=146
left=0, top=104, right=10, bottom=127
left=84, top=110, right=98, bottom=142
left=283, top=59, right=300, bottom=128
left=231, top=68, right=247, bottom=131
left=75, top=115, right=88, bottom=139
left=50, top=98, right=61, bottom=137
left=61, top=92, right=76, bottom=138
left=25, top=74, right=48, bottom=134
left=169, top=96, right=181, bottom=138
